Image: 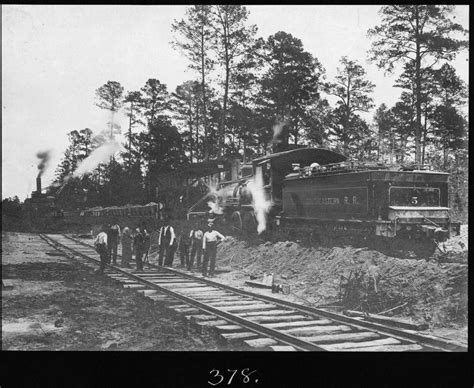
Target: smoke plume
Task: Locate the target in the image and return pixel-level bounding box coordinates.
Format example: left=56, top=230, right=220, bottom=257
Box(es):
left=247, top=168, right=273, bottom=234
left=73, top=140, right=121, bottom=177
left=271, top=120, right=288, bottom=144
left=36, top=150, right=52, bottom=177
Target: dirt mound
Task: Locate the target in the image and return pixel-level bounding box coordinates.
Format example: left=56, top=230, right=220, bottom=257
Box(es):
left=217, top=226, right=468, bottom=328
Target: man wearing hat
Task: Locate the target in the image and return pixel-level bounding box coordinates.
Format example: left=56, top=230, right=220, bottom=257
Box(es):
left=202, top=220, right=225, bottom=277
left=158, top=218, right=176, bottom=266
left=188, top=221, right=203, bottom=271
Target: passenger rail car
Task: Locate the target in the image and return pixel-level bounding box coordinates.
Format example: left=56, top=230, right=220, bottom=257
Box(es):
left=80, top=203, right=162, bottom=219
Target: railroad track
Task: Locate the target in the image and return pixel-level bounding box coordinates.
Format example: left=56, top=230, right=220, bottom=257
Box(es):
left=39, top=233, right=467, bottom=352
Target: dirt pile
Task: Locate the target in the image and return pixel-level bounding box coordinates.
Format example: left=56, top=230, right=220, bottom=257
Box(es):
left=217, top=226, right=468, bottom=328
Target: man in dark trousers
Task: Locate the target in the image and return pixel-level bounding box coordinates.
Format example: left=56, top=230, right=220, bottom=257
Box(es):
left=94, top=225, right=109, bottom=274
left=133, top=227, right=145, bottom=271
left=178, top=227, right=190, bottom=268
left=142, top=224, right=151, bottom=268
left=158, top=219, right=176, bottom=266
left=107, top=220, right=121, bottom=265
left=188, top=222, right=203, bottom=271
left=202, top=221, right=225, bottom=277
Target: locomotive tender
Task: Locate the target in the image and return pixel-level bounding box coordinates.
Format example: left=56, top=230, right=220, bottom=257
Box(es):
left=190, top=147, right=460, bottom=244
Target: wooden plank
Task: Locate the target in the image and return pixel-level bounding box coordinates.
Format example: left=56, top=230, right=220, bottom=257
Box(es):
left=221, top=332, right=260, bottom=341
left=123, top=284, right=146, bottom=289
left=195, top=297, right=252, bottom=303
left=166, top=286, right=220, bottom=292
left=269, top=346, right=297, bottom=351
left=186, top=293, right=234, bottom=298
left=214, top=325, right=245, bottom=332
left=282, top=325, right=352, bottom=336
left=188, top=314, right=219, bottom=322
left=244, top=338, right=278, bottom=348
left=320, top=337, right=401, bottom=351
left=248, top=315, right=308, bottom=323
left=207, top=300, right=260, bottom=307
left=303, top=331, right=381, bottom=344
left=344, top=310, right=429, bottom=331
left=217, top=304, right=276, bottom=312
left=173, top=307, right=201, bottom=314
left=345, top=344, right=423, bottom=352
left=137, top=290, right=158, bottom=296
left=154, top=282, right=209, bottom=288
left=238, top=310, right=297, bottom=317
left=262, top=320, right=332, bottom=329
left=192, top=320, right=230, bottom=334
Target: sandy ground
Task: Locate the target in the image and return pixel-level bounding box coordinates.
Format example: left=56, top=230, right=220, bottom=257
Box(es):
left=2, top=232, right=224, bottom=351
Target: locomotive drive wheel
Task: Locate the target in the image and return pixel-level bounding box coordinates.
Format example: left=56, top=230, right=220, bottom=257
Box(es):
left=242, top=211, right=257, bottom=235
left=231, top=211, right=243, bottom=232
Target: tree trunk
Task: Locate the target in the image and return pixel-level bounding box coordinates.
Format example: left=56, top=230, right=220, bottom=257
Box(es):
left=377, top=127, right=381, bottom=160
left=421, top=104, right=428, bottom=166
left=201, top=25, right=209, bottom=161
left=128, top=102, right=133, bottom=169
left=414, top=7, right=422, bottom=167
left=218, top=19, right=230, bottom=158
left=220, top=57, right=230, bottom=157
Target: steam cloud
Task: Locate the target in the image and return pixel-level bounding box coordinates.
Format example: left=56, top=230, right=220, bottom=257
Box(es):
left=36, top=150, right=52, bottom=177
left=247, top=169, right=273, bottom=234
left=206, top=181, right=235, bottom=216
left=73, top=140, right=121, bottom=177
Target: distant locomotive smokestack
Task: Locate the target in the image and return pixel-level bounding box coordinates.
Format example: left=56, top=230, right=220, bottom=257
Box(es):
left=36, top=174, right=42, bottom=194
left=36, top=150, right=52, bottom=177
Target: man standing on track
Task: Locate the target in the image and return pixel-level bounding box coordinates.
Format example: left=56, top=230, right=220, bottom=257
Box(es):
left=142, top=224, right=151, bottom=268
left=94, top=225, right=109, bottom=274
left=107, top=220, right=121, bottom=265
left=188, top=222, right=203, bottom=271
left=178, top=226, right=190, bottom=268
left=133, top=227, right=145, bottom=271
left=158, top=219, right=176, bottom=267
left=121, top=226, right=132, bottom=268
left=202, top=221, right=225, bottom=277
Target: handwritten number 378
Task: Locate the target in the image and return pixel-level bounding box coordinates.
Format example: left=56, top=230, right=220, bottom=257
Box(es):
left=208, top=368, right=257, bottom=385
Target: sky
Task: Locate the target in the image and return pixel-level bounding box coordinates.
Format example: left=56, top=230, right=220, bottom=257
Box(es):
left=2, top=5, right=469, bottom=201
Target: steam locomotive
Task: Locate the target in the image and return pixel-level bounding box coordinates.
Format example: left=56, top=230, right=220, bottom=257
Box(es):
left=188, top=147, right=460, bottom=253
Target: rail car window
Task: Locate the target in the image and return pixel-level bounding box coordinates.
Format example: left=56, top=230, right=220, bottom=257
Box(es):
left=389, top=187, right=440, bottom=207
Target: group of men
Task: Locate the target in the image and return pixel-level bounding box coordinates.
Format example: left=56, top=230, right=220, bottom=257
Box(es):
left=93, top=221, right=150, bottom=274
left=94, top=218, right=225, bottom=277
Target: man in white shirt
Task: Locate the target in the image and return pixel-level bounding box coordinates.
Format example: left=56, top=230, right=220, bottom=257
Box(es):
left=188, top=222, right=203, bottom=271
left=94, top=226, right=109, bottom=274
left=158, top=220, right=176, bottom=266
left=202, top=221, right=225, bottom=277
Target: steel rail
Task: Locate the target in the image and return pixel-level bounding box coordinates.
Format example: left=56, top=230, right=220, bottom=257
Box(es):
left=61, top=234, right=467, bottom=352
left=40, top=234, right=329, bottom=351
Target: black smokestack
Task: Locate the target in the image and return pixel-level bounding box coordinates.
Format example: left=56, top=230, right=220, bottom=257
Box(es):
left=36, top=150, right=51, bottom=177
left=36, top=175, right=42, bottom=194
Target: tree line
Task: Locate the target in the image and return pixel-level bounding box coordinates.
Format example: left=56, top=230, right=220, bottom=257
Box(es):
left=51, top=5, right=468, bottom=218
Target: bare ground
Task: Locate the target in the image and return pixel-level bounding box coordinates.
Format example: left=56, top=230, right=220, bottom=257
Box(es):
left=2, top=232, right=224, bottom=351
left=211, top=225, right=468, bottom=344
